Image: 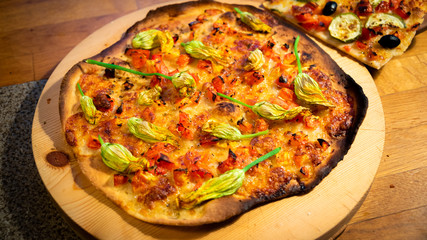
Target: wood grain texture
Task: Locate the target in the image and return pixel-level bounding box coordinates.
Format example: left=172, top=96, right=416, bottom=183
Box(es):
left=0, top=0, right=423, bottom=238
left=30, top=0, right=384, bottom=239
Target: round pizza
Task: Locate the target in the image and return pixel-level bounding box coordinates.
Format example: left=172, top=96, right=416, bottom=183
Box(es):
left=59, top=0, right=368, bottom=226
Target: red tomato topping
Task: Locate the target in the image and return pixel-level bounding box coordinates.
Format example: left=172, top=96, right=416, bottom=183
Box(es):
left=292, top=5, right=315, bottom=22
left=211, top=75, right=225, bottom=93
left=316, top=15, right=332, bottom=31
left=177, top=54, right=191, bottom=67
left=177, top=112, right=194, bottom=140
left=278, top=87, right=296, bottom=101
left=125, top=49, right=150, bottom=69
left=356, top=0, right=373, bottom=16
left=389, top=0, right=400, bottom=10
left=355, top=41, right=368, bottom=50
left=114, top=174, right=129, bottom=186
left=375, top=1, right=390, bottom=13
left=254, top=118, right=269, bottom=132
left=300, top=20, right=319, bottom=31
left=199, top=133, right=221, bottom=146
left=343, top=45, right=351, bottom=52
left=394, top=5, right=411, bottom=19
left=360, top=28, right=375, bottom=41
left=173, top=169, right=188, bottom=187
left=243, top=71, right=265, bottom=86
left=197, top=59, right=213, bottom=73
left=87, top=136, right=101, bottom=149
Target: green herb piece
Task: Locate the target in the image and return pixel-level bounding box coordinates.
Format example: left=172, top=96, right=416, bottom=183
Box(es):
left=244, top=48, right=265, bottom=71
left=138, top=86, right=162, bottom=106
left=217, top=93, right=308, bottom=120
left=98, top=135, right=148, bottom=173
left=293, top=36, right=335, bottom=107
left=170, top=71, right=196, bottom=97
left=181, top=40, right=228, bottom=66
left=179, top=147, right=281, bottom=208
left=234, top=8, right=271, bottom=33
left=85, top=60, right=195, bottom=96
left=132, top=29, right=174, bottom=52
left=127, top=117, right=177, bottom=146
left=77, top=83, right=101, bottom=124
left=202, top=119, right=269, bottom=140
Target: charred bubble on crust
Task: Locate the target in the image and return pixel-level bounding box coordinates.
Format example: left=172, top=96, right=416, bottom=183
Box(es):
left=252, top=167, right=292, bottom=200
left=326, top=114, right=353, bottom=137
left=46, top=151, right=70, bottom=167
left=300, top=52, right=313, bottom=64
left=215, top=102, right=237, bottom=115
left=317, top=138, right=330, bottom=149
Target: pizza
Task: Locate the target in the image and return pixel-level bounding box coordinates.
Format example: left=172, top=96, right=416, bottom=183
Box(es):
left=59, top=0, right=368, bottom=226
left=263, top=0, right=426, bottom=69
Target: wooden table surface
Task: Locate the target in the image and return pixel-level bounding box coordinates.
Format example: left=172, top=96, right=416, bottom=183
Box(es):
left=1, top=0, right=426, bottom=239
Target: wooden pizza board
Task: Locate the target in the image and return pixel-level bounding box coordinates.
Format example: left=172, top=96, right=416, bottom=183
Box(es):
left=31, top=1, right=385, bottom=239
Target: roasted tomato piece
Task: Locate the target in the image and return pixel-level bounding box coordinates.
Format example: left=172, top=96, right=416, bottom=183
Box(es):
left=177, top=54, right=191, bottom=67
left=243, top=71, right=264, bottom=86
left=114, top=174, right=129, bottom=186
left=125, top=49, right=150, bottom=69
left=173, top=169, right=188, bottom=187
left=356, top=0, right=373, bottom=16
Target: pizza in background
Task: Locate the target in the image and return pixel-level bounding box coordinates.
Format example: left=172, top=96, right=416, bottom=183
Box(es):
left=59, top=1, right=368, bottom=225
left=263, top=0, right=426, bottom=69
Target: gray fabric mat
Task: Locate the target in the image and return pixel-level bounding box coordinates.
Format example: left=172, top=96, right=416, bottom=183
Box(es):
left=0, top=80, right=79, bottom=239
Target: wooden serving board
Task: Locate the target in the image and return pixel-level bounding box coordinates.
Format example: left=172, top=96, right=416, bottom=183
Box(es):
left=31, top=1, right=385, bottom=239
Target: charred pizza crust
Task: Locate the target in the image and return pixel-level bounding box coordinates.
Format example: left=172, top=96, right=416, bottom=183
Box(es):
left=59, top=0, right=368, bottom=226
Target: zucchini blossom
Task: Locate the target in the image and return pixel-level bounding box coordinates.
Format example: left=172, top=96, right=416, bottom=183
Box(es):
left=293, top=36, right=335, bottom=107
left=181, top=40, right=228, bottom=66
left=98, top=135, right=148, bottom=173
left=170, top=72, right=196, bottom=97
left=138, top=86, right=162, bottom=106
left=179, top=147, right=281, bottom=209
left=132, top=29, right=174, bottom=52
left=234, top=8, right=271, bottom=33
left=244, top=48, right=265, bottom=71
left=77, top=83, right=101, bottom=125
left=127, top=117, right=177, bottom=146
left=202, top=119, right=268, bottom=140
left=252, top=102, right=309, bottom=120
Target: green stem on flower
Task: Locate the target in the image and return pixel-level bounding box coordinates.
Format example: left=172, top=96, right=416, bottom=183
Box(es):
left=217, top=93, right=254, bottom=109
left=294, top=36, right=302, bottom=74
left=85, top=59, right=172, bottom=80
left=98, top=135, right=105, bottom=145
left=243, top=147, right=280, bottom=172
left=239, top=130, right=269, bottom=139
left=234, top=7, right=243, bottom=15
left=77, top=83, right=85, bottom=96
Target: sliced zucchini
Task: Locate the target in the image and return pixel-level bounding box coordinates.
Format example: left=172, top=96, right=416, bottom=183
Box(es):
left=365, top=13, right=406, bottom=29
left=328, top=13, right=362, bottom=43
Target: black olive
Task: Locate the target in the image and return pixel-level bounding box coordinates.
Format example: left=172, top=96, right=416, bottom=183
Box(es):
left=322, top=1, right=337, bottom=16
left=379, top=35, right=401, bottom=49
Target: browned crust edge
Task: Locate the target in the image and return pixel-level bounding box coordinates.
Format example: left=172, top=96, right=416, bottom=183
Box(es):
left=59, top=0, right=369, bottom=226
